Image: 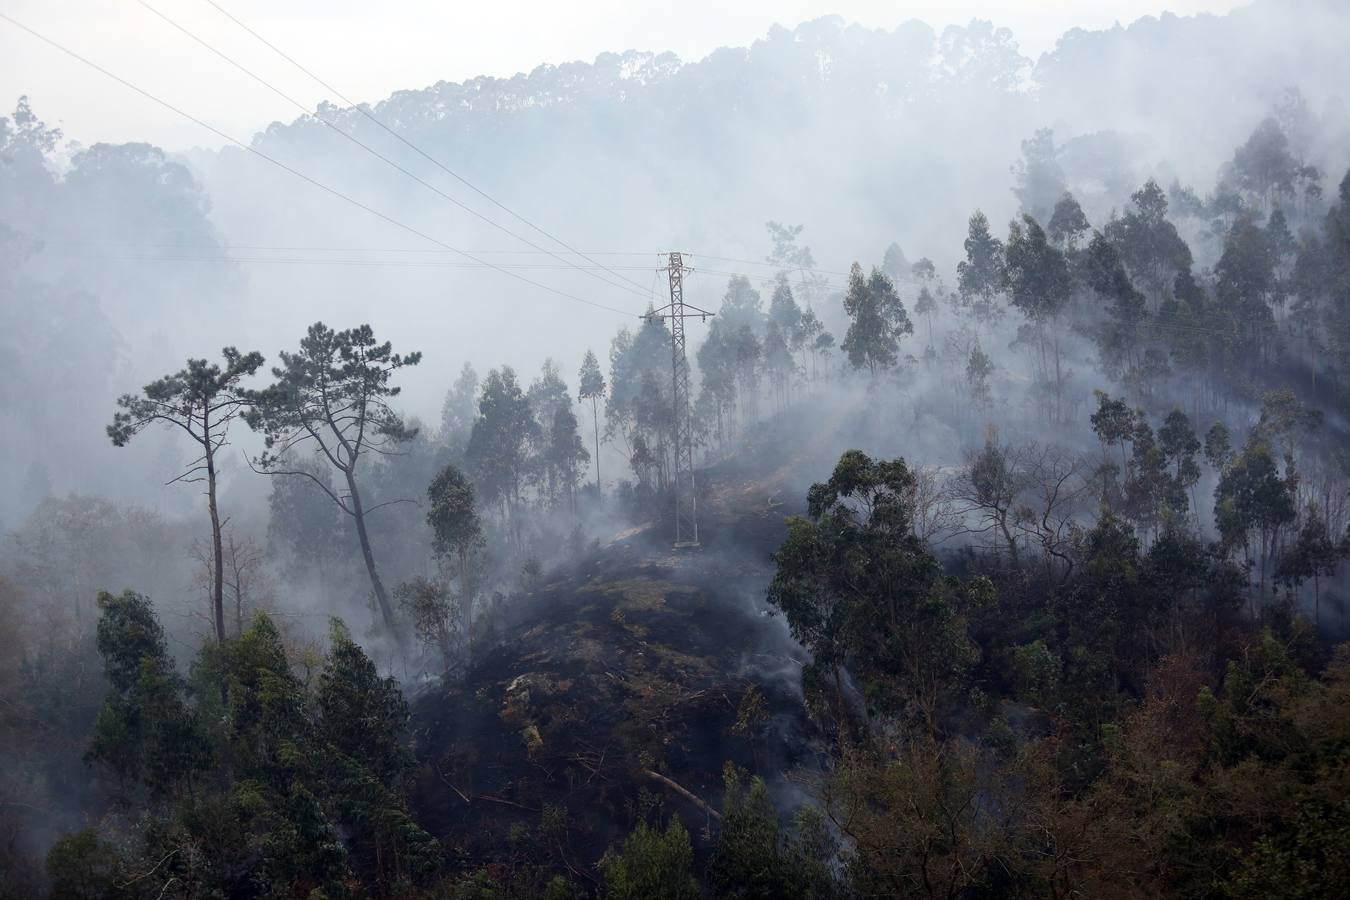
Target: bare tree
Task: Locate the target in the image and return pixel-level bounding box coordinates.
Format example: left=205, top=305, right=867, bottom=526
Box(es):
left=947, top=434, right=1027, bottom=565
left=222, top=531, right=269, bottom=636
left=191, top=529, right=269, bottom=638
left=1015, top=444, right=1091, bottom=583
left=906, top=463, right=962, bottom=545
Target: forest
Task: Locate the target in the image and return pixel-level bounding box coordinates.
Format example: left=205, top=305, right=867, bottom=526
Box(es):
left=3, top=1, right=1350, bottom=897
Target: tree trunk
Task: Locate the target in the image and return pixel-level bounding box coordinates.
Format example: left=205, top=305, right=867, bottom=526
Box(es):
left=591, top=396, right=602, bottom=500
left=1313, top=574, right=1320, bottom=627
left=345, top=469, right=397, bottom=630
left=205, top=439, right=226, bottom=643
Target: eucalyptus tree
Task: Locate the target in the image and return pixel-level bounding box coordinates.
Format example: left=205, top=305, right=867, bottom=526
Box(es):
left=1084, top=231, right=1147, bottom=387
left=1214, top=439, right=1297, bottom=595
left=915, top=285, right=938, bottom=349
left=1321, top=171, right=1350, bottom=381
left=438, top=362, right=479, bottom=449
left=841, top=263, right=913, bottom=378
left=578, top=349, right=607, bottom=497
left=768, top=450, right=970, bottom=737
left=544, top=404, right=590, bottom=512
left=108, top=347, right=263, bottom=642
left=763, top=320, right=795, bottom=411
left=797, top=305, right=825, bottom=379
left=426, top=463, right=483, bottom=604
left=526, top=358, right=571, bottom=428
left=1225, top=118, right=1301, bottom=213
left=1214, top=212, right=1278, bottom=367
left=767, top=273, right=803, bottom=337
left=1012, top=128, right=1066, bottom=224
left=1158, top=409, right=1203, bottom=516
left=423, top=463, right=483, bottom=652
left=1048, top=191, right=1090, bottom=251
left=965, top=340, right=994, bottom=413
left=1005, top=214, right=1073, bottom=421
left=1277, top=510, right=1340, bottom=626
left=956, top=210, right=1006, bottom=328
left=606, top=315, right=669, bottom=457
left=1103, top=179, right=1193, bottom=308
left=881, top=242, right=910, bottom=283
left=465, top=366, right=538, bottom=534
left=911, top=256, right=937, bottom=285
left=245, top=323, right=420, bottom=630
left=696, top=327, right=738, bottom=446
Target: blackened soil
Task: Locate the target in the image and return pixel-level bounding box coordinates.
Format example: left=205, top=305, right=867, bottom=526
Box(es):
left=408, top=458, right=823, bottom=875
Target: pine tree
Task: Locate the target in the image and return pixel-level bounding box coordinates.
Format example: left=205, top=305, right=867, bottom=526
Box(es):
left=245, top=323, right=420, bottom=631
left=108, top=348, right=264, bottom=641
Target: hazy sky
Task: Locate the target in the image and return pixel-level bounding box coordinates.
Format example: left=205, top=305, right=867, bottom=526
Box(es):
left=4, top=1, right=1246, bottom=151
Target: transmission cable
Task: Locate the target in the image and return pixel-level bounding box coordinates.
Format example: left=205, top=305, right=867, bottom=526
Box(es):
left=200, top=0, right=654, bottom=296
left=134, top=0, right=649, bottom=301
left=0, top=11, right=637, bottom=317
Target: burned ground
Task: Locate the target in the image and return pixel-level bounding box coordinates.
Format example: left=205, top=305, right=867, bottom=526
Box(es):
left=408, top=444, right=825, bottom=873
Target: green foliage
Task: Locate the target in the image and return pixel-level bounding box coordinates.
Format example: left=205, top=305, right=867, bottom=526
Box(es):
left=600, top=816, right=699, bottom=900
left=45, top=828, right=124, bottom=900
left=318, top=620, right=412, bottom=785
left=1005, top=214, right=1072, bottom=322
left=72, top=601, right=441, bottom=897
left=108, top=346, right=264, bottom=641
left=108, top=347, right=264, bottom=450
left=965, top=340, right=994, bottom=409
left=710, top=765, right=840, bottom=899
left=467, top=366, right=541, bottom=512
left=247, top=322, right=421, bottom=463
left=1011, top=639, right=1061, bottom=707
left=246, top=321, right=421, bottom=630
left=1103, top=178, right=1193, bottom=303
left=956, top=209, right=1006, bottom=324
left=86, top=590, right=205, bottom=798
left=1214, top=439, right=1297, bottom=560
left=396, top=576, right=458, bottom=668
left=1226, top=802, right=1350, bottom=900
left=542, top=403, right=591, bottom=506
left=769, top=450, right=975, bottom=733
left=1048, top=191, right=1090, bottom=248
left=1226, top=117, right=1301, bottom=208
left=427, top=463, right=484, bottom=574
left=578, top=350, right=606, bottom=403
left=841, top=263, right=913, bottom=376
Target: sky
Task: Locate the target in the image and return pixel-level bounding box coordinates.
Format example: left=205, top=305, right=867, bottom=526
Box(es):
left=1, top=1, right=1248, bottom=152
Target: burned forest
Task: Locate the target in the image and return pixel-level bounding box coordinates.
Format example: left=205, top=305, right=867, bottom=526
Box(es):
left=3, top=1, right=1350, bottom=897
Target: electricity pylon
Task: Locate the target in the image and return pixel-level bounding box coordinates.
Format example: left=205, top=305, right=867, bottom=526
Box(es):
left=644, top=252, right=713, bottom=547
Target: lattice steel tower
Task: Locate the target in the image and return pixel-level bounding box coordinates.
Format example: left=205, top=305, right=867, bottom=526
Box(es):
left=645, top=252, right=713, bottom=547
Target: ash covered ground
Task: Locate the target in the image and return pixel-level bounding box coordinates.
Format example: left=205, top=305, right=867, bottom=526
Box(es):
left=408, top=433, right=829, bottom=870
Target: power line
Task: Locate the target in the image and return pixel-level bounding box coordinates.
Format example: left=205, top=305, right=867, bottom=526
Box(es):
left=34, top=253, right=674, bottom=271
left=200, top=0, right=655, bottom=297
left=134, top=0, right=649, bottom=301
left=694, top=253, right=853, bottom=277
left=0, top=11, right=636, bottom=317
left=28, top=253, right=847, bottom=289
left=21, top=238, right=661, bottom=255
left=20, top=234, right=852, bottom=284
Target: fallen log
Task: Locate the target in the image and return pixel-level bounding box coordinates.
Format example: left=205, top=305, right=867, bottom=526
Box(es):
left=643, top=769, right=721, bottom=821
